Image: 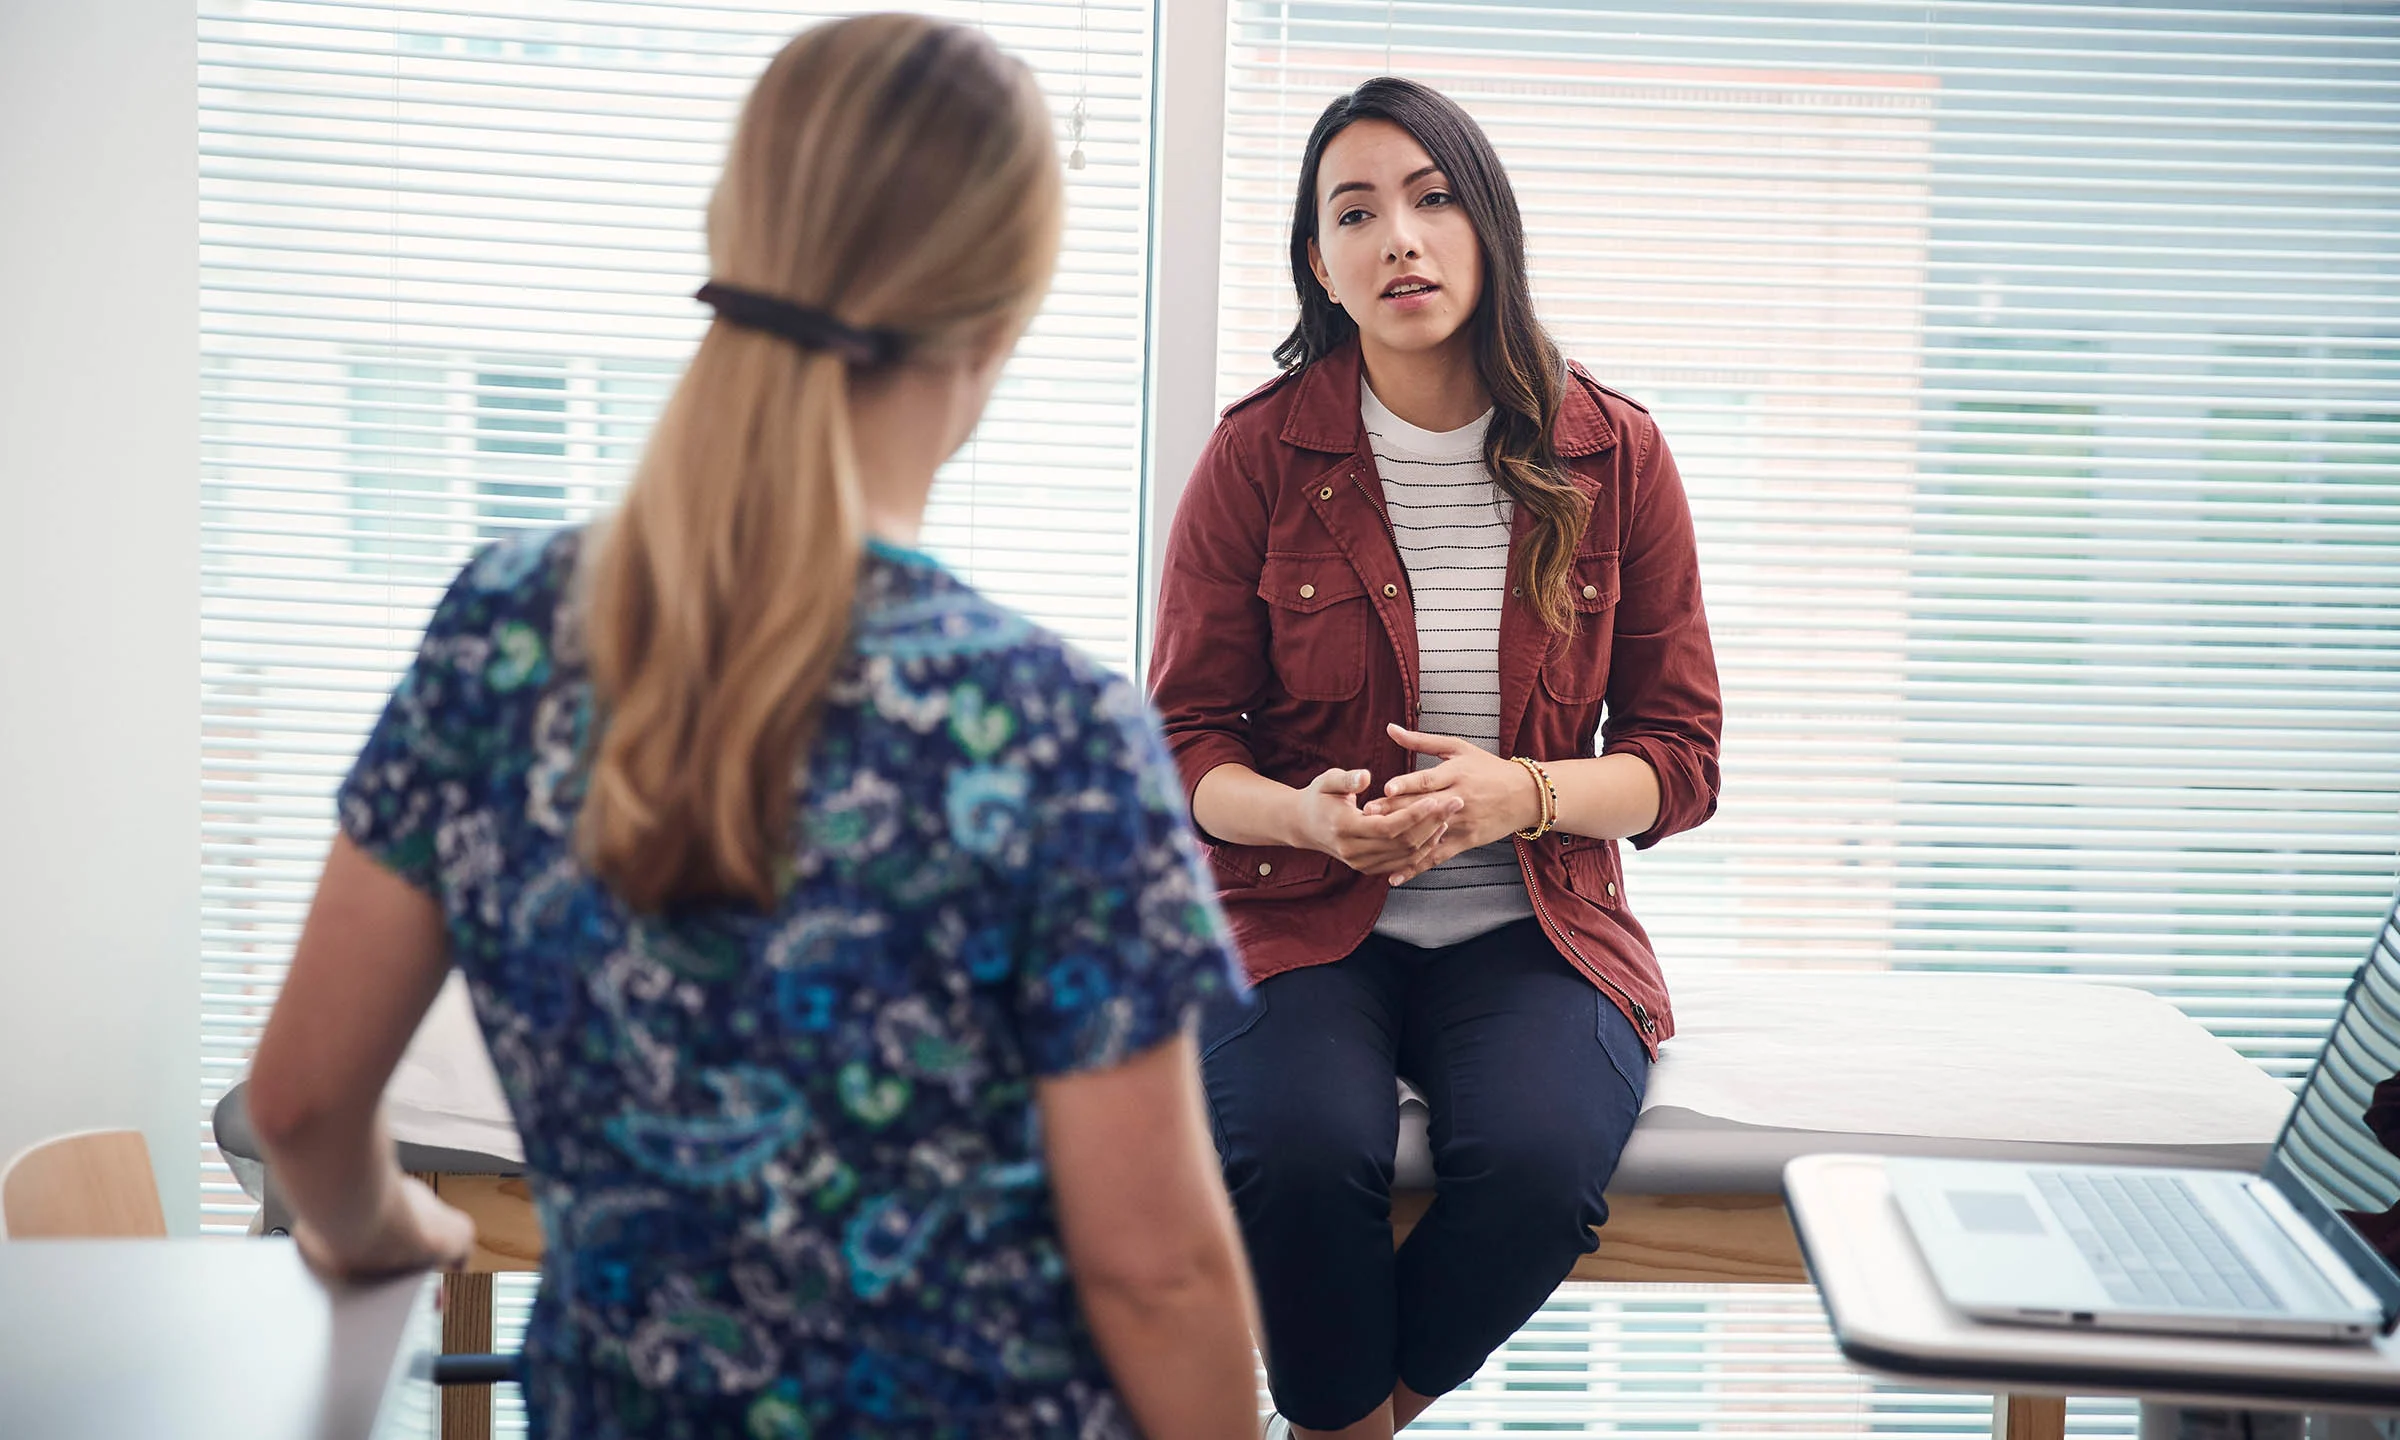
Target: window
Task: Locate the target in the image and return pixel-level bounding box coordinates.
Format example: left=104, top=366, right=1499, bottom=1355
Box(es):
left=470, top=359, right=569, bottom=539
left=343, top=359, right=447, bottom=570
left=1218, top=2, right=2400, bottom=1433
left=198, top=0, right=1157, bottom=1257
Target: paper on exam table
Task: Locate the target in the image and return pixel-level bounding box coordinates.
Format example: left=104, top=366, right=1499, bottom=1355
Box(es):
left=383, top=971, right=522, bottom=1163
left=1639, top=971, right=2294, bottom=1146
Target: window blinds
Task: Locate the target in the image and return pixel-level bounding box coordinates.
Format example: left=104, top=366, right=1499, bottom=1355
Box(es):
left=197, top=0, right=1154, bottom=1234
left=1218, top=3, right=2397, bottom=1433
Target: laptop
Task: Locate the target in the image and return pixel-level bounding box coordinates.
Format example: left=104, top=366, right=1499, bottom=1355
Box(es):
left=1887, top=896, right=2400, bottom=1343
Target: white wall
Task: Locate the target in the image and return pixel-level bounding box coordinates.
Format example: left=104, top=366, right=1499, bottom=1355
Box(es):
left=0, top=1, right=199, bottom=1233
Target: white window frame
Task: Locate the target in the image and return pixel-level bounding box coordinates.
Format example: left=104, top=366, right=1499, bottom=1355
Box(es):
left=1138, top=0, right=1230, bottom=672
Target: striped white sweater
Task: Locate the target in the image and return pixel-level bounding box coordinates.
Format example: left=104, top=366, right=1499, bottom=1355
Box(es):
left=1362, top=378, right=1537, bottom=949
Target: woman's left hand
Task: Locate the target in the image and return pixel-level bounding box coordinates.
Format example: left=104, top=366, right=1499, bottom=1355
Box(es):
left=1362, top=723, right=1542, bottom=886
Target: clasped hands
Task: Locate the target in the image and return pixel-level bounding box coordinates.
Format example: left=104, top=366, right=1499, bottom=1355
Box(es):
left=1293, top=723, right=1541, bottom=886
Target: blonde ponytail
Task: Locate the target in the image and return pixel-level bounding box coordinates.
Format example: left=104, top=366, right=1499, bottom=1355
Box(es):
left=579, top=16, right=1062, bottom=911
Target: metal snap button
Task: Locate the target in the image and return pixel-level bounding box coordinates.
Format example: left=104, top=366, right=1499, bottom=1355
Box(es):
left=1318, top=486, right=1334, bottom=501
left=1383, top=583, right=1399, bottom=598
left=1299, top=583, right=1316, bottom=600
left=1511, top=586, right=1522, bottom=597
left=1606, top=881, right=1618, bottom=897
left=1582, top=584, right=1600, bottom=600
left=1257, top=862, right=1274, bottom=877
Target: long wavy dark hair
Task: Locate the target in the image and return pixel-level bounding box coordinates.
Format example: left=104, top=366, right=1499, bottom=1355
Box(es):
left=1276, top=77, right=1585, bottom=634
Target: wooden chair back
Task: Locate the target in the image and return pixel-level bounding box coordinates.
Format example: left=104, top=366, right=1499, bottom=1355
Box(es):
left=1, top=1129, right=167, bottom=1239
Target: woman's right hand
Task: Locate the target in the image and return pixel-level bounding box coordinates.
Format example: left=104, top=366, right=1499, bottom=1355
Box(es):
left=1291, top=767, right=1460, bottom=876
left=293, top=1173, right=476, bottom=1283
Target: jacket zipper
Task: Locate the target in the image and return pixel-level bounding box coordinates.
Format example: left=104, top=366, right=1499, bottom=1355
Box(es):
left=1350, top=464, right=1418, bottom=728
left=1515, top=838, right=1658, bottom=1047
left=1351, top=464, right=1406, bottom=582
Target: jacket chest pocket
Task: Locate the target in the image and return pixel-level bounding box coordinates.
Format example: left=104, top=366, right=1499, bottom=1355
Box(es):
left=1538, top=552, right=1622, bottom=706
left=1259, top=553, right=1368, bottom=702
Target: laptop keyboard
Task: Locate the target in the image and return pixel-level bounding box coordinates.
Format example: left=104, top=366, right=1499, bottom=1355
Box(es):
left=2030, top=1170, right=2286, bottom=1313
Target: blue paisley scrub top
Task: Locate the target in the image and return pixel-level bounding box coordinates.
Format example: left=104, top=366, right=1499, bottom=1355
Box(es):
left=338, top=529, right=1244, bottom=1440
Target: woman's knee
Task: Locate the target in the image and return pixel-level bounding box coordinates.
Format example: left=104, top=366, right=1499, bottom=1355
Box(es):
left=1434, top=1115, right=1623, bottom=1229
left=1218, top=1098, right=1396, bottom=1208
left=1201, top=1022, right=1400, bottom=1209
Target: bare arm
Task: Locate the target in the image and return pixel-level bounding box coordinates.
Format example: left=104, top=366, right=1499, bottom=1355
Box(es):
left=1546, top=752, right=1661, bottom=841
left=1188, top=760, right=1306, bottom=849
left=246, top=834, right=474, bottom=1278
left=1041, top=1032, right=1259, bottom=1440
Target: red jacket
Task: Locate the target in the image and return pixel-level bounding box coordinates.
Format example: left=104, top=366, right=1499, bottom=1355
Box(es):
left=1147, top=340, right=1722, bottom=1055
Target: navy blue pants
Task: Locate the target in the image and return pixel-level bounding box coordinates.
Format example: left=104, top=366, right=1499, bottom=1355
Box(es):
left=1199, top=918, right=1650, bottom=1430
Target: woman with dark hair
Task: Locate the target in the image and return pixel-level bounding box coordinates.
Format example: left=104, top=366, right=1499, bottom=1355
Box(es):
left=1150, top=78, right=1723, bottom=1438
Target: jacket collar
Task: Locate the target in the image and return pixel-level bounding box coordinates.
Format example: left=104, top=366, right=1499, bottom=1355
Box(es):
left=1277, top=337, right=1617, bottom=459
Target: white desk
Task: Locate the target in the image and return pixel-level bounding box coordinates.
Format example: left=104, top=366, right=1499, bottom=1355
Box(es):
left=1784, top=1153, right=2400, bottom=1418
left=0, top=1240, right=436, bottom=1440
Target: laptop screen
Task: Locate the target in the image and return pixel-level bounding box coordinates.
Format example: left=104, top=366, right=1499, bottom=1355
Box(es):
left=2267, top=895, right=2400, bottom=1318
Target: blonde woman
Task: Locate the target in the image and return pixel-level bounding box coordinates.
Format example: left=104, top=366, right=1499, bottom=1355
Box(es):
left=246, top=16, right=1259, bottom=1438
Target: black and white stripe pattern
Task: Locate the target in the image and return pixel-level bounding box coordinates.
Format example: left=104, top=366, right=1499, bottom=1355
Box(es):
left=1362, top=379, right=1536, bottom=948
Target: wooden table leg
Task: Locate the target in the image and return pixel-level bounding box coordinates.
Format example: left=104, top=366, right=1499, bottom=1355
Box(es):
left=409, top=1171, right=540, bottom=1440
left=1998, top=1393, right=2066, bottom=1440
left=440, top=1271, right=494, bottom=1440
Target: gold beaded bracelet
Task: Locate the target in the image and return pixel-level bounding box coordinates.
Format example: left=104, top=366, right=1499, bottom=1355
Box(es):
left=1509, top=756, right=1558, bottom=841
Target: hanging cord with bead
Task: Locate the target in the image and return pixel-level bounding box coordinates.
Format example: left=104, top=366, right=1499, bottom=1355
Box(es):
left=1066, top=0, right=1088, bottom=170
